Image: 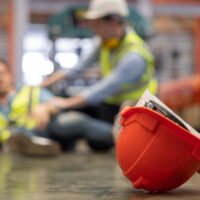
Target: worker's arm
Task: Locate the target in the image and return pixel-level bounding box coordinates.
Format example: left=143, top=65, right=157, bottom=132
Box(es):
left=49, top=95, right=88, bottom=110
left=79, top=52, right=147, bottom=105
left=30, top=102, right=59, bottom=129
left=41, top=36, right=101, bottom=87
left=29, top=87, right=58, bottom=129
left=48, top=52, right=147, bottom=109
left=41, top=70, right=66, bottom=87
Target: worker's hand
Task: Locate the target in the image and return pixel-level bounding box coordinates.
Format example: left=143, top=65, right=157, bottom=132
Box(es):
left=49, top=96, right=88, bottom=110
left=49, top=97, right=68, bottom=110
left=29, top=104, right=51, bottom=130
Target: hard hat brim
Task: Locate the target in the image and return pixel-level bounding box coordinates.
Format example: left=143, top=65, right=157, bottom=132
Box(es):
left=84, top=10, right=128, bottom=20
left=84, top=11, right=108, bottom=20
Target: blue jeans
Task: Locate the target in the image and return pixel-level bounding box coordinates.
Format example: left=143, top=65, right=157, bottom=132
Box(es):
left=49, top=111, right=114, bottom=151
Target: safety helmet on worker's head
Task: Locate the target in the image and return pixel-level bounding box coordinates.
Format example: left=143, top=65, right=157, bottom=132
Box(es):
left=84, top=0, right=129, bottom=20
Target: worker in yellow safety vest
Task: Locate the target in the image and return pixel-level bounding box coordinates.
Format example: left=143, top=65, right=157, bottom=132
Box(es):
left=0, top=59, right=60, bottom=156
left=41, top=0, right=157, bottom=144
left=43, top=0, right=157, bottom=124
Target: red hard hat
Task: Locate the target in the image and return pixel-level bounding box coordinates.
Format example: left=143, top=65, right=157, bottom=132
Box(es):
left=116, top=106, right=200, bottom=192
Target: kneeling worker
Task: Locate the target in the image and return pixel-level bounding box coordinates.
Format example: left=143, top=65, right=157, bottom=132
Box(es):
left=44, top=0, right=157, bottom=132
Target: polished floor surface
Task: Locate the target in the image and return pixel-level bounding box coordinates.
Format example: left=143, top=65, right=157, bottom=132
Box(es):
left=0, top=148, right=200, bottom=200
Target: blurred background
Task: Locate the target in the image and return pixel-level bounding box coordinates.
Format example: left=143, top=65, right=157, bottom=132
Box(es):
left=1, top=0, right=200, bottom=127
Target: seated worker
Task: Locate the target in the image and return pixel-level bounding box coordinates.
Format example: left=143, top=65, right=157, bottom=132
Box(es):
left=43, top=0, right=157, bottom=138
left=0, top=59, right=61, bottom=156
left=0, top=59, right=113, bottom=153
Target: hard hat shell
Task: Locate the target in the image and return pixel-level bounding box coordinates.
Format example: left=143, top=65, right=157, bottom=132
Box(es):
left=84, top=0, right=129, bottom=20
left=116, top=106, right=200, bottom=192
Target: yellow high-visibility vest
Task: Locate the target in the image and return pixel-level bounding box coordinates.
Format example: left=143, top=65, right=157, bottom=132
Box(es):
left=100, top=30, right=157, bottom=104
left=0, top=86, right=40, bottom=143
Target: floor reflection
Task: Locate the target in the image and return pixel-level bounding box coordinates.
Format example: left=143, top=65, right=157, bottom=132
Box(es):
left=0, top=152, right=200, bottom=200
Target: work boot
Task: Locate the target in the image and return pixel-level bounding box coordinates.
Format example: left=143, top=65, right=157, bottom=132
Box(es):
left=6, top=134, right=61, bottom=156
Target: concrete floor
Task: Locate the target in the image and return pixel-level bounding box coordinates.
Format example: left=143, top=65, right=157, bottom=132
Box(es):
left=0, top=150, right=200, bottom=200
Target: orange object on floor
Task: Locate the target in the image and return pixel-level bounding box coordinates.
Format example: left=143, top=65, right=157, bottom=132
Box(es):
left=116, top=106, right=200, bottom=192
left=158, top=74, right=200, bottom=110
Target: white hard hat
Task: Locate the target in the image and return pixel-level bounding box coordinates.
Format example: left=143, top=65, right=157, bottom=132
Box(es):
left=84, top=0, right=129, bottom=20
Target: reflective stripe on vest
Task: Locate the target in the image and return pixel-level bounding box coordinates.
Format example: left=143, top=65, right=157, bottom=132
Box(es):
left=100, top=30, right=157, bottom=104
left=0, top=86, right=40, bottom=143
